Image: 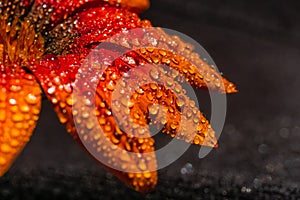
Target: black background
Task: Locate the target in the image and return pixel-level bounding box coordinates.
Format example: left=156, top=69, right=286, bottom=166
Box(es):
left=1, top=0, right=300, bottom=199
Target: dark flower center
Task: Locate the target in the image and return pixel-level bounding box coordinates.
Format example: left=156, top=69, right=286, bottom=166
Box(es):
left=0, top=14, right=44, bottom=67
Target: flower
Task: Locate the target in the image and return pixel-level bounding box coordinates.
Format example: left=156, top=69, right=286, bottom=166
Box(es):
left=0, top=0, right=237, bottom=193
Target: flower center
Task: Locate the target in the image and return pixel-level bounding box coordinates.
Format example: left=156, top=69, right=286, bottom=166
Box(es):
left=0, top=15, right=45, bottom=67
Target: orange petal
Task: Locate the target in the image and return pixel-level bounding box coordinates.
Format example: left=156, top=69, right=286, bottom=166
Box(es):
left=104, top=28, right=237, bottom=94
left=76, top=91, right=158, bottom=193
left=128, top=83, right=218, bottom=148
left=136, top=48, right=237, bottom=94
left=0, top=68, right=41, bottom=176
left=105, top=0, right=150, bottom=12
left=93, top=50, right=218, bottom=148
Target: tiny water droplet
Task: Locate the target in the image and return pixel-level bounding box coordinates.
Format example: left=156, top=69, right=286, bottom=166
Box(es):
left=180, top=163, right=194, bottom=175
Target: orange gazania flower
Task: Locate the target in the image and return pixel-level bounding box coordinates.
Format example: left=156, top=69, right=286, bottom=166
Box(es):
left=0, top=0, right=237, bottom=193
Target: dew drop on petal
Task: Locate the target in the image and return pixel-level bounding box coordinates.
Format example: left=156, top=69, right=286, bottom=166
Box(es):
left=9, top=98, right=16, bottom=105
left=149, top=69, right=160, bottom=80
left=1, top=144, right=11, bottom=153
left=0, top=110, right=6, bottom=121
left=47, top=86, right=56, bottom=95
left=0, top=157, right=7, bottom=166
left=12, top=113, right=24, bottom=122
left=138, top=160, right=147, bottom=171
left=25, top=94, right=38, bottom=104
left=20, top=105, right=30, bottom=112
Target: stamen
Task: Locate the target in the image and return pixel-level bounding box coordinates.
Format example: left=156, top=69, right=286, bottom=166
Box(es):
left=0, top=14, right=44, bottom=66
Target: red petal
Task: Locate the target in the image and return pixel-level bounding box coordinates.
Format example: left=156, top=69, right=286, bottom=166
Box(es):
left=33, top=0, right=149, bottom=25
left=44, top=5, right=150, bottom=55
left=30, top=53, right=157, bottom=193
left=45, top=6, right=236, bottom=93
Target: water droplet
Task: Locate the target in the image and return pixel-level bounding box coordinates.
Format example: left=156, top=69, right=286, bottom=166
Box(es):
left=84, top=98, right=92, bottom=106
left=25, top=94, right=38, bottom=104
left=135, top=88, right=144, bottom=95
left=168, top=107, right=174, bottom=113
left=11, top=128, right=20, bottom=137
left=99, top=102, right=106, bottom=108
left=149, top=69, right=160, bottom=80
left=149, top=105, right=159, bottom=115
left=99, top=118, right=106, bottom=125
left=0, top=110, right=6, bottom=121
left=59, top=101, right=66, bottom=108
left=253, top=178, right=263, bottom=188
left=121, top=163, right=127, bottom=170
left=150, top=83, right=157, bottom=91
left=156, top=90, right=163, bottom=99
left=47, top=86, right=55, bottom=95
left=59, top=115, right=68, bottom=124
left=144, top=172, right=152, bottom=179
left=20, top=105, right=30, bottom=112
left=107, top=81, right=114, bottom=91
left=194, top=136, right=202, bottom=145
left=10, top=140, right=19, bottom=147
left=146, top=47, right=154, bottom=53
left=241, top=186, right=252, bottom=193
left=64, top=84, right=72, bottom=93
left=9, top=98, right=16, bottom=105
left=86, top=122, right=94, bottom=130
left=104, top=124, right=112, bottom=132
left=82, top=111, right=89, bottom=118
left=125, top=142, right=131, bottom=151
left=176, top=97, right=185, bottom=107
left=162, top=57, right=171, bottom=65
left=180, top=163, right=194, bottom=175
left=12, top=113, right=24, bottom=122
left=172, top=57, right=179, bottom=65
left=1, top=144, right=11, bottom=153
left=0, top=157, right=6, bottom=165
left=138, top=160, right=147, bottom=171
left=146, top=93, right=154, bottom=101
left=9, top=85, right=21, bottom=92
left=258, top=144, right=269, bottom=154
left=159, top=50, right=167, bottom=56
left=66, top=96, right=74, bottom=106
left=170, top=123, right=177, bottom=130
left=51, top=98, right=58, bottom=104
left=134, top=112, right=140, bottom=119
left=278, top=127, right=290, bottom=138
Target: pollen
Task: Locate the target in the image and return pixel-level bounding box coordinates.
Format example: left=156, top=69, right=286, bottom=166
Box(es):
left=0, top=15, right=44, bottom=66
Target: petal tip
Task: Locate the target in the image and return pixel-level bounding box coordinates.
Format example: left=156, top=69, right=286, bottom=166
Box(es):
left=128, top=0, right=150, bottom=12
left=225, top=82, right=238, bottom=94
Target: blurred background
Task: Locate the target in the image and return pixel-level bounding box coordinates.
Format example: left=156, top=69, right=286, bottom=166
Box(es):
left=1, top=0, right=299, bottom=199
